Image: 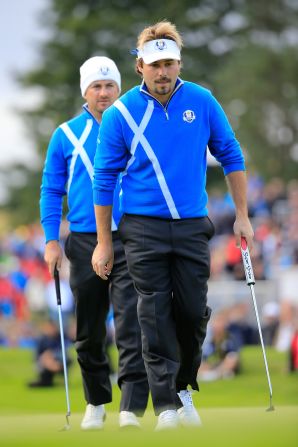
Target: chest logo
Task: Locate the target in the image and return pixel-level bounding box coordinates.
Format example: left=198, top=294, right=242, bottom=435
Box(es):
left=183, top=110, right=196, bottom=123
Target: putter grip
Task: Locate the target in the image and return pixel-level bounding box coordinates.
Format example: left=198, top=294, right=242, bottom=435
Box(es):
left=54, top=266, right=62, bottom=305
left=240, top=237, right=255, bottom=285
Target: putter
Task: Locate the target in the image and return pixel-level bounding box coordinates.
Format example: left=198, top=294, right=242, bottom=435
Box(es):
left=240, top=237, right=275, bottom=412
left=54, top=266, right=71, bottom=430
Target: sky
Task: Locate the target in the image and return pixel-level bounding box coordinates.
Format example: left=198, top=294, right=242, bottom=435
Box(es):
left=0, top=0, right=49, bottom=169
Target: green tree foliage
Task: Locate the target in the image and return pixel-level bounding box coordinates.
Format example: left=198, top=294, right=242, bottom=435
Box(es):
left=3, top=0, right=298, bottom=224
left=212, top=0, right=298, bottom=182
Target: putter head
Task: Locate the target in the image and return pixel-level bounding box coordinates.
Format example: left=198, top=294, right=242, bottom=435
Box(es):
left=266, top=397, right=275, bottom=411
left=59, top=414, right=71, bottom=431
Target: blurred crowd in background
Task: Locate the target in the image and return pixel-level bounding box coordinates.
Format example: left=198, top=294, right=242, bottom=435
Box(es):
left=1, top=173, right=298, bottom=382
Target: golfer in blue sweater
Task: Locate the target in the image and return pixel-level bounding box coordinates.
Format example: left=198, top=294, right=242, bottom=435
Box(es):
left=92, top=21, right=254, bottom=430
left=40, top=56, right=148, bottom=429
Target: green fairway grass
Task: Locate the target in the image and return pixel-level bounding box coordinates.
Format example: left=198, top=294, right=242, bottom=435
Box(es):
left=0, top=346, right=297, bottom=446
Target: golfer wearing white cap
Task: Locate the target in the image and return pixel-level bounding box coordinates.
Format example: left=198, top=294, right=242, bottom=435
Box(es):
left=92, top=21, right=254, bottom=430
left=40, top=56, right=149, bottom=430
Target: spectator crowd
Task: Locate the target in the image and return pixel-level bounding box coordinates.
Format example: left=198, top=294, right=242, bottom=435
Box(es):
left=1, top=173, right=298, bottom=374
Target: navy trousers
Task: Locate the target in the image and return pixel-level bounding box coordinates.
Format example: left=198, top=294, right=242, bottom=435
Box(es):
left=65, top=231, right=149, bottom=414
left=118, top=215, right=213, bottom=415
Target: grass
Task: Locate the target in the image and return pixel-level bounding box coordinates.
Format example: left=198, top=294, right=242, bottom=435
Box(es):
left=0, top=346, right=297, bottom=446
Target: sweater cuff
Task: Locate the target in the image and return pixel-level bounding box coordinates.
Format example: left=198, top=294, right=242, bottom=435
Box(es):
left=42, top=224, right=60, bottom=243
left=93, top=189, right=114, bottom=206
left=223, top=163, right=246, bottom=176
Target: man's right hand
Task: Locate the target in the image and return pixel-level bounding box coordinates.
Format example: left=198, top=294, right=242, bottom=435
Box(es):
left=92, top=241, right=114, bottom=280
left=44, top=240, right=63, bottom=277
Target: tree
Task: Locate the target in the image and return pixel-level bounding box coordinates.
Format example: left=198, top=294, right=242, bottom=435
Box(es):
left=212, top=1, right=298, bottom=181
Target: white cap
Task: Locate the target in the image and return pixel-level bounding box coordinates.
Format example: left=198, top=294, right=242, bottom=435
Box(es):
left=80, top=56, right=121, bottom=97
left=136, top=39, right=181, bottom=64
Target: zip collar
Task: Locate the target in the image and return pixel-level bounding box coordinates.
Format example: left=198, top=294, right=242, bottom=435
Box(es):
left=140, top=77, right=184, bottom=111
left=82, top=103, right=100, bottom=124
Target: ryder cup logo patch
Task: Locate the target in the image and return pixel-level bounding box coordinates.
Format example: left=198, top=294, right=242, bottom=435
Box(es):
left=183, top=110, right=196, bottom=123
left=100, top=66, right=110, bottom=76
left=155, top=40, right=167, bottom=51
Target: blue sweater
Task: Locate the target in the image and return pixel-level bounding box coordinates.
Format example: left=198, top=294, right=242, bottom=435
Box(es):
left=93, top=79, right=245, bottom=219
left=40, top=106, right=121, bottom=242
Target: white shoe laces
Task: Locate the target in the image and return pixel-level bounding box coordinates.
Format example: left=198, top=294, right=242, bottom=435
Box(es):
left=161, top=410, right=176, bottom=421
left=155, top=410, right=178, bottom=431
left=119, top=411, right=140, bottom=427
left=85, top=404, right=104, bottom=419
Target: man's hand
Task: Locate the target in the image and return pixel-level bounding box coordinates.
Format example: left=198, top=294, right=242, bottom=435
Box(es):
left=44, top=240, right=63, bottom=277
left=225, top=171, right=254, bottom=251
left=233, top=215, right=254, bottom=251
left=92, top=240, right=114, bottom=280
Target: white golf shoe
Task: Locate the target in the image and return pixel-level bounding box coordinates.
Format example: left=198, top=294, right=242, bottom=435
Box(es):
left=119, top=411, right=141, bottom=428
left=81, top=403, right=106, bottom=430
left=155, top=409, right=179, bottom=431
left=177, top=390, right=202, bottom=427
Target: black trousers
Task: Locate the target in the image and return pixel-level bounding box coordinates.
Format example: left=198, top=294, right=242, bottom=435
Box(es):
left=65, top=231, right=149, bottom=413
left=118, top=214, right=213, bottom=415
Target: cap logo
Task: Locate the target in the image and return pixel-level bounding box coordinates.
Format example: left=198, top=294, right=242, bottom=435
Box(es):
left=155, top=40, right=167, bottom=51
left=183, top=110, right=196, bottom=123
left=100, top=66, right=110, bottom=76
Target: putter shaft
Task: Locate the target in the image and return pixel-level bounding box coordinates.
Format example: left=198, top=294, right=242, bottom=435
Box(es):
left=240, top=238, right=274, bottom=411
left=54, top=267, right=71, bottom=427
left=57, top=304, right=71, bottom=417
left=249, top=284, right=274, bottom=401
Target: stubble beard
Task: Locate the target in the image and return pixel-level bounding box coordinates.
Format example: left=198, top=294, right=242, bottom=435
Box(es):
left=154, top=84, right=171, bottom=97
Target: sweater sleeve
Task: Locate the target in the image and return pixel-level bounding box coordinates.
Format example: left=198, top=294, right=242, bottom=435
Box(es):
left=93, top=105, right=130, bottom=206
left=208, top=93, right=245, bottom=175
left=40, top=127, right=67, bottom=242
